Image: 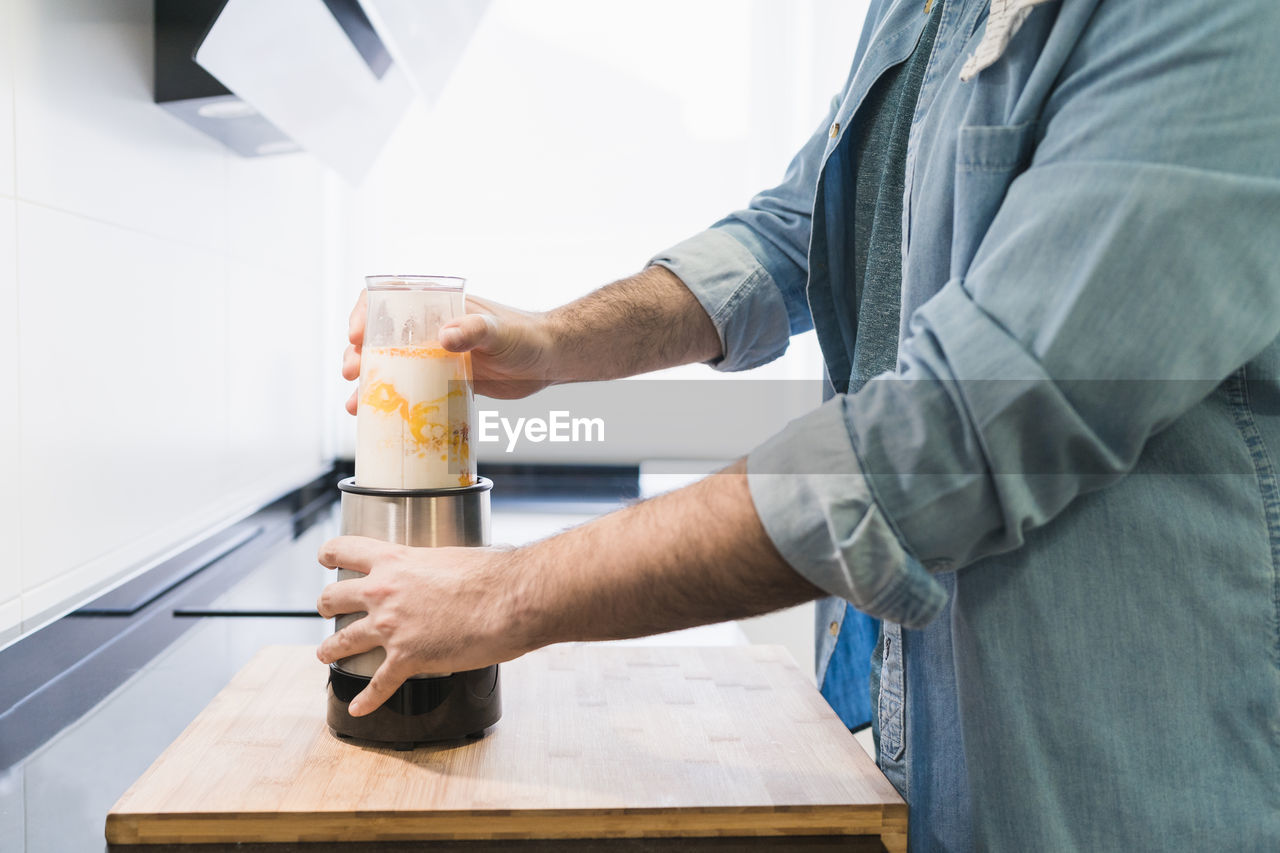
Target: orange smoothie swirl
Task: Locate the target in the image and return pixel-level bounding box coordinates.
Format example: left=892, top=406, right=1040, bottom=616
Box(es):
left=355, top=344, right=475, bottom=489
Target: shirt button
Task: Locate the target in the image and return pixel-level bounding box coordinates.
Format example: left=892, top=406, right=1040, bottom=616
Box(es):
left=828, top=620, right=840, bottom=637
left=829, top=121, right=840, bottom=139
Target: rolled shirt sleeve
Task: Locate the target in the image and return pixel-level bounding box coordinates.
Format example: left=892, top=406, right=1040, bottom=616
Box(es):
left=748, top=399, right=947, bottom=629
left=649, top=92, right=845, bottom=372
left=648, top=230, right=793, bottom=372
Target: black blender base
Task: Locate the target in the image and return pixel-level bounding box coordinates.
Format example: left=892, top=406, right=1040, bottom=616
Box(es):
left=327, top=663, right=501, bottom=747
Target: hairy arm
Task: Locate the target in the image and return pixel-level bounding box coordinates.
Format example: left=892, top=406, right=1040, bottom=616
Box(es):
left=512, top=459, right=821, bottom=644
left=541, top=265, right=723, bottom=383
left=316, top=459, right=822, bottom=715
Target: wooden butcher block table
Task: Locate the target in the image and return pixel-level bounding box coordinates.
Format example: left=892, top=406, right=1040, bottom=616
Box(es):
left=107, top=644, right=906, bottom=853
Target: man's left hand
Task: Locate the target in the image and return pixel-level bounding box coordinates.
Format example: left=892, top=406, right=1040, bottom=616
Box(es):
left=315, top=536, right=529, bottom=716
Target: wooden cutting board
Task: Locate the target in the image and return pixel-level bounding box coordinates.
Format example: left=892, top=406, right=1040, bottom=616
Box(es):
left=107, top=644, right=905, bottom=851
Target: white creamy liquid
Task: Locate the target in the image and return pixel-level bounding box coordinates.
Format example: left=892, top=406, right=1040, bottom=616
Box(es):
left=355, top=345, right=476, bottom=489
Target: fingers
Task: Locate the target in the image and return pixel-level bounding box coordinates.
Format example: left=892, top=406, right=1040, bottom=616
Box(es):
left=349, top=658, right=409, bottom=717
left=342, top=343, right=361, bottom=381
left=440, top=313, right=501, bottom=354
left=315, top=615, right=379, bottom=663
left=344, top=290, right=366, bottom=418
left=315, top=577, right=368, bottom=619
left=348, top=290, right=367, bottom=347
left=317, top=535, right=388, bottom=574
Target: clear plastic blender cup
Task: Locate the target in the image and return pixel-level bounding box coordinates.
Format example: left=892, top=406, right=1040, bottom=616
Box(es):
left=354, top=275, right=476, bottom=490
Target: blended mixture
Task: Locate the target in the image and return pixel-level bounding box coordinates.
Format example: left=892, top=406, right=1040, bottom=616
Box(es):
left=355, top=344, right=476, bottom=489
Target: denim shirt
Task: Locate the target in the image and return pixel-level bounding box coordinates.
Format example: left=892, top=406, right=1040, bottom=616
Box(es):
left=651, top=0, right=1280, bottom=850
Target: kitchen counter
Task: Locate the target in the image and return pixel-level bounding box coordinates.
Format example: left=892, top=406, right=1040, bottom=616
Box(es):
left=106, top=644, right=904, bottom=851
left=1, top=474, right=896, bottom=852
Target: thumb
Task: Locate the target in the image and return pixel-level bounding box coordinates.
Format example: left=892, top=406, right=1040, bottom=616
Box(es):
left=440, top=313, right=503, bottom=354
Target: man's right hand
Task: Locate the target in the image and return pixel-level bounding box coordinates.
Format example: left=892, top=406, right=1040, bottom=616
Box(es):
left=342, top=291, right=557, bottom=414
left=342, top=265, right=721, bottom=415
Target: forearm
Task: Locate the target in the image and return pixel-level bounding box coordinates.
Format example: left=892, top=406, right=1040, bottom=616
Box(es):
left=316, top=460, right=825, bottom=714
left=504, top=459, right=823, bottom=649
left=544, top=265, right=722, bottom=383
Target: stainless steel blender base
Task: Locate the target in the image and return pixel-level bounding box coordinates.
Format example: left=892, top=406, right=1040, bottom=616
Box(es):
left=329, top=477, right=500, bottom=748
left=327, top=664, right=501, bottom=748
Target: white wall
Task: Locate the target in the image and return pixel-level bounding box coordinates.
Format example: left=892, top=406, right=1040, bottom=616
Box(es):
left=0, top=0, right=332, bottom=639
left=330, top=0, right=871, bottom=462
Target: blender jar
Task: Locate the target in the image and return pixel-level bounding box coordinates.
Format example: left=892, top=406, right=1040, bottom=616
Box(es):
left=355, top=275, right=476, bottom=490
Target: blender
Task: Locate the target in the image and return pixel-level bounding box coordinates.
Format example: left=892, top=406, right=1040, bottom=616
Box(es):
left=326, top=274, right=501, bottom=747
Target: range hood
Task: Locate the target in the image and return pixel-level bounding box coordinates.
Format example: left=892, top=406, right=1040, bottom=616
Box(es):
left=154, top=0, right=490, bottom=184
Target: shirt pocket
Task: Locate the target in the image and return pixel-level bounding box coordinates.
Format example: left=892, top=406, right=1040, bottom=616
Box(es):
left=950, top=121, right=1038, bottom=278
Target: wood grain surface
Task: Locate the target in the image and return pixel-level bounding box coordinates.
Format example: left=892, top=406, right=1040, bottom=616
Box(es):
left=107, top=645, right=905, bottom=848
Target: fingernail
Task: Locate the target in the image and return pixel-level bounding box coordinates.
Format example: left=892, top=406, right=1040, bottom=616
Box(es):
left=440, top=328, right=460, bottom=349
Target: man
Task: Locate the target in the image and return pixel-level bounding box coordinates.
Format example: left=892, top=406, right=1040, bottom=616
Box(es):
left=316, top=0, right=1280, bottom=849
